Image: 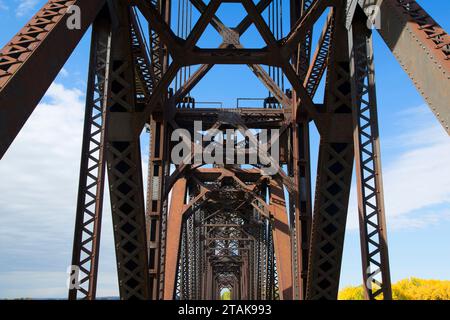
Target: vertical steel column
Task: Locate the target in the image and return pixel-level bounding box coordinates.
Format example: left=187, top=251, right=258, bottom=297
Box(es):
left=186, top=212, right=196, bottom=299
left=293, top=119, right=313, bottom=300
left=197, top=209, right=205, bottom=299
left=105, top=1, right=150, bottom=299
left=236, top=273, right=241, bottom=300
left=269, top=179, right=293, bottom=300
left=212, top=274, right=217, bottom=300
left=259, top=222, right=268, bottom=300
left=207, top=263, right=214, bottom=300
left=194, top=215, right=201, bottom=300
left=233, top=277, right=239, bottom=300
left=163, top=178, right=187, bottom=299
left=179, top=219, right=189, bottom=299
left=254, top=228, right=262, bottom=300
left=146, top=114, right=169, bottom=299
left=240, top=255, right=247, bottom=300
left=290, top=0, right=314, bottom=300
left=145, top=0, right=172, bottom=300
left=306, top=6, right=355, bottom=300
left=266, top=224, right=274, bottom=300
left=246, top=253, right=251, bottom=300
left=348, top=9, right=392, bottom=300
left=289, top=119, right=313, bottom=301
left=201, top=233, right=210, bottom=300
left=69, top=10, right=111, bottom=300
left=252, top=238, right=259, bottom=299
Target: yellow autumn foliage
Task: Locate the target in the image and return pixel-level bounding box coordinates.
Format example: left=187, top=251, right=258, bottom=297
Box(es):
left=339, top=278, right=450, bottom=300
left=221, top=290, right=231, bottom=300
left=338, top=286, right=366, bottom=300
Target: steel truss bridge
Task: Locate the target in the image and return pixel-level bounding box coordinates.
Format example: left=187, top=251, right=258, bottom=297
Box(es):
left=0, top=0, right=449, bottom=300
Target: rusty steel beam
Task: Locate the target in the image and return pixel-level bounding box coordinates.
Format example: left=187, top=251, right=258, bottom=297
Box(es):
left=163, top=178, right=187, bottom=299
left=133, top=1, right=171, bottom=300
left=348, top=8, right=392, bottom=300
left=0, top=0, right=105, bottom=158
left=134, top=0, right=183, bottom=57
left=359, top=0, right=450, bottom=134
left=105, top=1, right=150, bottom=299
left=269, top=179, right=293, bottom=300
left=146, top=0, right=166, bottom=83
left=6, top=0, right=445, bottom=302
left=69, top=10, right=111, bottom=300
left=233, top=115, right=294, bottom=191
left=306, top=5, right=354, bottom=300
left=283, top=0, right=331, bottom=54
left=304, top=9, right=334, bottom=99
left=289, top=0, right=317, bottom=300
left=290, top=119, right=312, bottom=300
left=136, top=63, right=180, bottom=133
left=185, top=48, right=277, bottom=66
left=184, top=0, right=221, bottom=49
left=293, top=0, right=315, bottom=81
left=283, top=62, right=320, bottom=127
left=242, top=0, right=279, bottom=49
left=237, top=0, right=273, bottom=36
left=146, top=114, right=170, bottom=299
left=171, top=64, right=214, bottom=105
left=175, top=107, right=286, bottom=129
left=130, top=11, right=157, bottom=102
left=173, top=0, right=291, bottom=109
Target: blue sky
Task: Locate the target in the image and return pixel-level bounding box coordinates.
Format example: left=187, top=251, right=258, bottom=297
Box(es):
left=0, top=0, right=449, bottom=298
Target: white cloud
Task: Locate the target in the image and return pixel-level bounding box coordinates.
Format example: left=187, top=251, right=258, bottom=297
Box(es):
left=0, top=1, right=9, bottom=11
left=15, top=0, right=39, bottom=17
left=0, top=82, right=118, bottom=298
left=0, top=271, right=119, bottom=299
left=60, top=68, right=69, bottom=78
left=347, top=105, right=450, bottom=231
left=0, top=83, right=85, bottom=249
